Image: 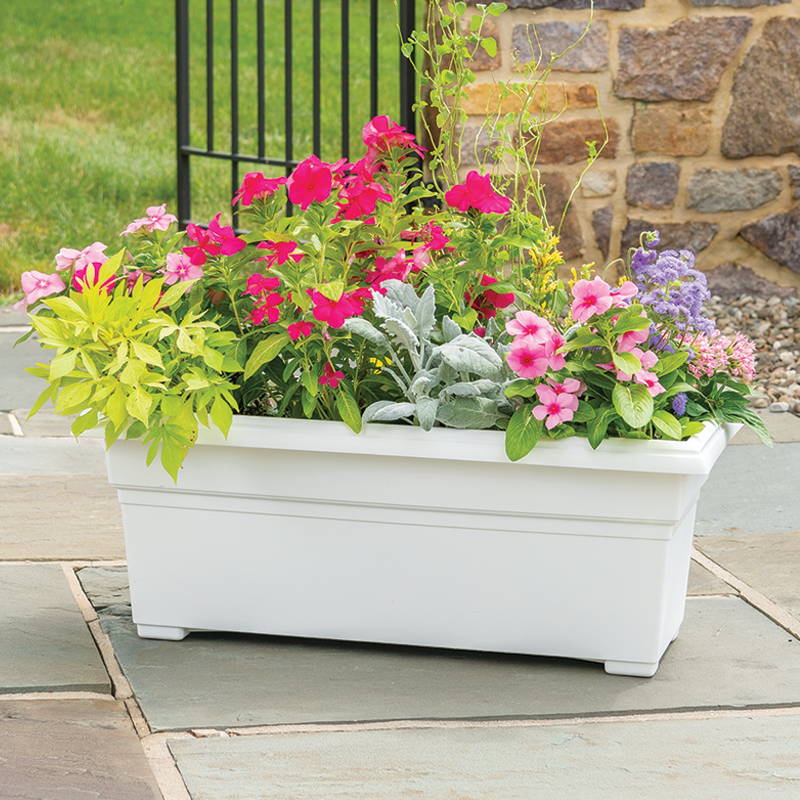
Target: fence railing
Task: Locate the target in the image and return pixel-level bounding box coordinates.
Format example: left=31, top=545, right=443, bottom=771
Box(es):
left=174, top=0, right=418, bottom=228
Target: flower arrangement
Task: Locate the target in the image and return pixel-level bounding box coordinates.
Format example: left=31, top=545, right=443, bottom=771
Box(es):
left=16, top=5, right=768, bottom=479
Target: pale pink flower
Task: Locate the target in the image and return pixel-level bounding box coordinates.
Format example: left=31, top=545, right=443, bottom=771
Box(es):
left=548, top=377, right=583, bottom=396
left=506, top=310, right=552, bottom=342
left=688, top=332, right=756, bottom=383
left=55, top=242, right=108, bottom=271
left=609, top=280, right=638, bottom=308
left=507, top=338, right=550, bottom=379
left=571, top=277, right=613, bottom=323
left=163, top=252, right=204, bottom=285
left=634, top=370, right=666, bottom=397
left=533, top=384, right=578, bottom=430
left=15, top=271, right=66, bottom=310
left=122, top=204, right=177, bottom=236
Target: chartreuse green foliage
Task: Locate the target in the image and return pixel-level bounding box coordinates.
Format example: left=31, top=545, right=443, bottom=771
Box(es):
left=25, top=252, right=242, bottom=479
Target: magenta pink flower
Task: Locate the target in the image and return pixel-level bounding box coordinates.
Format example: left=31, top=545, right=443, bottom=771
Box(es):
left=571, top=277, right=613, bottom=323
left=308, top=288, right=365, bottom=328
left=318, top=362, right=345, bottom=389
left=163, top=252, right=203, bottom=285
left=507, top=338, right=550, bottom=379
left=121, top=204, right=177, bottom=236
left=609, top=280, right=638, bottom=308
left=286, top=155, right=333, bottom=209
left=506, top=310, right=552, bottom=342
left=232, top=172, right=287, bottom=206
left=402, top=222, right=454, bottom=253
left=15, top=271, right=66, bottom=310
left=207, top=214, right=246, bottom=256
left=256, top=240, right=304, bottom=267
left=183, top=215, right=245, bottom=265
left=124, top=269, right=153, bottom=291
left=445, top=171, right=511, bottom=214
left=244, top=273, right=281, bottom=296
left=366, top=250, right=412, bottom=288
left=55, top=242, right=108, bottom=272
left=335, top=178, right=393, bottom=221
left=533, top=384, right=578, bottom=430
left=287, top=320, right=313, bottom=340
left=362, top=115, right=425, bottom=157
left=72, top=262, right=116, bottom=295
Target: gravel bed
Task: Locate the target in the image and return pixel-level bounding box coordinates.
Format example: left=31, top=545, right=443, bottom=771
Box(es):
left=707, top=293, right=800, bottom=414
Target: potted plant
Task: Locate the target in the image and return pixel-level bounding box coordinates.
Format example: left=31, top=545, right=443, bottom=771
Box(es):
left=16, top=5, right=768, bottom=676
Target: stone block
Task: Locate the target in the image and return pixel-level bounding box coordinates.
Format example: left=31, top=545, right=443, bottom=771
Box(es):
left=740, top=206, right=800, bottom=274
left=723, top=18, right=800, bottom=158
left=631, top=104, right=712, bottom=157
left=621, top=220, right=718, bottom=254
left=688, top=168, right=781, bottom=212
left=533, top=172, right=584, bottom=259
left=592, top=205, right=613, bottom=259
left=705, top=262, right=797, bottom=300
left=626, top=162, right=680, bottom=209
left=462, top=82, right=597, bottom=116
left=615, top=17, right=752, bottom=101
left=513, top=21, right=609, bottom=72
left=580, top=169, right=616, bottom=198
left=465, top=17, right=501, bottom=72
left=536, top=119, right=620, bottom=164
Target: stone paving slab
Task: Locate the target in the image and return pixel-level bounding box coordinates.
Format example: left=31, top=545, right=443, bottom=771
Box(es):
left=687, top=560, right=734, bottom=596
left=0, top=565, right=110, bottom=693
left=0, top=698, right=161, bottom=800
left=0, top=435, right=107, bottom=473
left=0, top=306, right=29, bottom=327
left=78, top=569, right=800, bottom=731
left=0, top=474, right=123, bottom=559
left=0, top=331, right=51, bottom=411
left=697, top=532, right=800, bottom=621
left=0, top=412, right=14, bottom=435
left=170, top=713, right=800, bottom=800
left=732, top=411, right=800, bottom=445
left=11, top=408, right=87, bottom=438
left=696, top=443, right=800, bottom=536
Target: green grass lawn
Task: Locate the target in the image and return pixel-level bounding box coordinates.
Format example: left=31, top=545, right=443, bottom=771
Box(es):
left=0, top=0, right=405, bottom=296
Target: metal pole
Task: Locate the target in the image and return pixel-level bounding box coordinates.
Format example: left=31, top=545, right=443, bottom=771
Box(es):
left=175, top=0, right=191, bottom=227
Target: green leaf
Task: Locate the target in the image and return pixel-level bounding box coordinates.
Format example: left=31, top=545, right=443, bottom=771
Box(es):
left=611, top=313, right=651, bottom=335
left=210, top=395, right=233, bottom=436
left=155, top=279, right=197, bottom=310
left=243, top=333, right=290, bottom=380
left=681, top=419, right=706, bottom=438
left=131, top=341, right=164, bottom=368
left=125, top=387, right=153, bottom=424
left=71, top=408, right=99, bottom=437
left=505, top=405, right=543, bottom=461
left=504, top=379, right=538, bottom=398
left=652, top=409, right=682, bottom=440
left=105, top=389, right=128, bottom=428
left=316, top=280, right=344, bottom=301
left=160, top=440, right=188, bottom=482
left=572, top=402, right=596, bottom=423
left=480, top=37, right=497, bottom=57
left=612, top=383, right=654, bottom=429
left=56, top=381, right=92, bottom=413
left=301, top=369, right=319, bottom=397
left=488, top=2, right=508, bottom=15
left=28, top=383, right=58, bottom=418
left=469, top=13, right=482, bottom=31
left=612, top=351, right=642, bottom=376
left=49, top=350, right=77, bottom=381
left=301, top=388, right=317, bottom=418
left=44, top=296, right=86, bottom=321
left=586, top=407, right=617, bottom=449
left=452, top=308, right=478, bottom=331
left=336, top=390, right=362, bottom=434
left=653, top=351, right=689, bottom=376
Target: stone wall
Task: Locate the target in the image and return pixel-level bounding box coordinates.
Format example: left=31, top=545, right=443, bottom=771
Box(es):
left=463, top=0, right=800, bottom=291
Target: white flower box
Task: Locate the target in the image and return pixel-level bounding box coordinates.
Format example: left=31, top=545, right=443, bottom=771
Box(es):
left=106, top=416, right=736, bottom=677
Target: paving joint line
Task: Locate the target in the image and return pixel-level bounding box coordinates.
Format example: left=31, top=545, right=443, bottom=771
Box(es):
left=136, top=704, right=800, bottom=744
left=141, top=736, right=193, bottom=800
left=6, top=413, right=23, bottom=436
left=61, top=563, right=134, bottom=700
left=0, top=558, right=126, bottom=566
left=692, top=547, right=800, bottom=640
left=0, top=691, right=116, bottom=702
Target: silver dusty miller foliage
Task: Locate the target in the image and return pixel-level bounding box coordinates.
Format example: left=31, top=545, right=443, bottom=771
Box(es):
left=344, top=280, right=513, bottom=430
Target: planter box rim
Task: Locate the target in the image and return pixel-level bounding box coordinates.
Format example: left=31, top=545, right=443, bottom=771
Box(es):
left=184, top=415, right=736, bottom=476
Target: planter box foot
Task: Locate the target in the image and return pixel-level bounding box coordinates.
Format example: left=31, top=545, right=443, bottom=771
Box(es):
left=604, top=659, right=659, bottom=678
left=136, top=624, right=189, bottom=641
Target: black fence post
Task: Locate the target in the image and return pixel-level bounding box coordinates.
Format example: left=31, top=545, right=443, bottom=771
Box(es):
left=175, top=0, right=191, bottom=228
left=398, top=0, right=416, bottom=137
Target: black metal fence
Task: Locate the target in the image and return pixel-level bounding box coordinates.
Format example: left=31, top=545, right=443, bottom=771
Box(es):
left=175, top=0, right=418, bottom=228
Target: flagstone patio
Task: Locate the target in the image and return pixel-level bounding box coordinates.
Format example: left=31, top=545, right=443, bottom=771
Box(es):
left=1, top=310, right=799, bottom=798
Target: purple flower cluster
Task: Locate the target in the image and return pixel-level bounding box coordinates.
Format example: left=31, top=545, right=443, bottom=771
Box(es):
left=630, top=233, right=715, bottom=335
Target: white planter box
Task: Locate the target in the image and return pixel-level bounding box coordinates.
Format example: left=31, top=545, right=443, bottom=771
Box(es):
left=106, top=417, right=736, bottom=677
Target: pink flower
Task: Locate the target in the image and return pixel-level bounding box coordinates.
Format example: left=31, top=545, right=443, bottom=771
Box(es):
left=318, top=362, right=345, bottom=389
left=548, top=377, right=583, bottom=396
left=634, top=370, right=666, bottom=397
left=55, top=242, right=107, bottom=272
left=244, top=273, right=281, bottom=296
left=335, top=178, right=392, bottom=221
left=256, top=240, right=304, bottom=267
left=72, top=262, right=116, bottom=294
left=507, top=339, right=550, bottom=380
left=163, top=252, right=203, bottom=285
left=287, top=320, right=313, bottom=340
left=688, top=332, right=756, bottom=383
left=466, top=274, right=515, bottom=320
left=402, top=222, right=454, bottom=252
left=408, top=247, right=430, bottom=273
left=286, top=155, right=333, bottom=209
left=445, top=171, right=511, bottom=214
left=366, top=250, right=412, bottom=288
left=609, top=280, right=638, bottom=308
left=618, top=327, right=650, bottom=353
left=15, top=271, right=66, bottom=310
left=308, top=288, right=365, bottom=328
left=232, top=172, right=286, bottom=206
left=571, top=277, right=613, bottom=323
left=533, top=384, right=578, bottom=430
left=506, top=310, right=552, bottom=342
left=248, top=294, right=284, bottom=325
left=547, top=333, right=567, bottom=371
left=207, top=214, right=247, bottom=255
left=362, top=115, right=425, bottom=156
left=121, top=204, right=177, bottom=236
